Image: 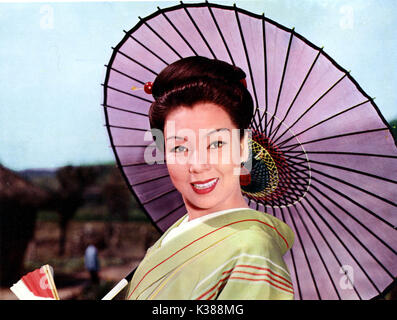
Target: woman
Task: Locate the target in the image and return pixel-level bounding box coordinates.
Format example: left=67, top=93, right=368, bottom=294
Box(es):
left=125, top=56, right=294, bottom=300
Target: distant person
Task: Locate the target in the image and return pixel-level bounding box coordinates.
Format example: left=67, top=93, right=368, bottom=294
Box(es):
left=84, top=244, right=100, bottom=284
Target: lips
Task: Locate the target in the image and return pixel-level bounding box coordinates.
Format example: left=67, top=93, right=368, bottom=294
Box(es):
left=191, top=178, right=219, bottom=194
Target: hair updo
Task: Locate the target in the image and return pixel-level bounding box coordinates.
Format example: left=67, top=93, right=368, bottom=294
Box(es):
left=148, top=56, right=254, bottom=139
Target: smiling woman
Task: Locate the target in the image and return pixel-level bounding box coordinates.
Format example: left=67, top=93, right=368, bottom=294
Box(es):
left=125, top=56, right=295, bottom=300
left=164, top=102, right=248, bottom=220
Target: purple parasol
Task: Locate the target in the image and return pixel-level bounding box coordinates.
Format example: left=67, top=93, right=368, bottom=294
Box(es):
left=102, top=2, right=397, bottom=300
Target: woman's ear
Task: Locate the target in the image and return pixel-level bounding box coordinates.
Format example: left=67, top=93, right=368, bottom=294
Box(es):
left=240, top=129, right=250, bottom=164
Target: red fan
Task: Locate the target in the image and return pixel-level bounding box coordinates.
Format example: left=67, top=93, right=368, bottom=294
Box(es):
left=10, top=265, right=59, bottom=300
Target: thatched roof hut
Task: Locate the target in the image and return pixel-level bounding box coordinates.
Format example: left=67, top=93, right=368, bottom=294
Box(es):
left=0, top=165, right=49, bottom=208
left=0, top=165, right=50, bottom=287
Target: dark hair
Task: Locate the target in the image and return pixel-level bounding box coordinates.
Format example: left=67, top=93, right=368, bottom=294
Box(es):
left=148, top=56, right=254, bottom=139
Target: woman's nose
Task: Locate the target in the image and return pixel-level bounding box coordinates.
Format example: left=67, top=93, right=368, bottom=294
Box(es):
left=188, top=149, right=210, bottom=173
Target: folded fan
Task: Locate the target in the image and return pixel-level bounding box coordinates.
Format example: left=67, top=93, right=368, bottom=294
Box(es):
left=10, top=265, right=59, bottom=300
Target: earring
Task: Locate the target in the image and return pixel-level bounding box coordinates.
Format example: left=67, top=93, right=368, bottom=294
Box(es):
left=239, top=162, right=251, bottom=186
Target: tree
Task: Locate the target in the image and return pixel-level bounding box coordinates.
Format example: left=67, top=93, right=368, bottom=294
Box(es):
left=102, top=167, right=131, bottom=222
left=53, top=165, right=98, bottom=256
left=102, top=167, right=131, bottom=249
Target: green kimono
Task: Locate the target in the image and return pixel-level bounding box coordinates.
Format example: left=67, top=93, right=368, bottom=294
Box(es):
left=125, top=209, right=295, bottom=300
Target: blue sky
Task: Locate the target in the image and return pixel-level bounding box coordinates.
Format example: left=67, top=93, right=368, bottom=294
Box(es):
left=0, top=0, right=396, bottom=170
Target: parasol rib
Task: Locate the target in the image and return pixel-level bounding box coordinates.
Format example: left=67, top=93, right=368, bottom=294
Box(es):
left=273, top=73, right=348, bottom=145
left=295, top=201, right=343, bottom=299
left=268, top=48, right=323, bottom=142
left=182, top=4, right=217, bottom=59
left=305, top=188, right=381, bottom=296
left=102, top=104, right=149, bottom=117
left=299, top=198, right=360, bottom=299
left=281, top=127, right=388, bottom=151
left=312, top=181, right=397, bottom=257
left=130, top=173, right=170, bottom=187
left=309, top=174, right=396, bottom=230
left=158, top=7, right=198, bottom=57
left=282, top=152, right=307, bottom=162
left=107, top=66, right=145, bottom=84
left=234, top=6, right=262, bottom=133
left=292, top=157, right=397, bottom=185
left=283, top=150, right=397, bottom=159
left=120, top=162, right=151, bottom=168
left=140, top=17, right=183, bottom=59
left=106, top=124, right=149, bottom=132
left=206, top=4, right=235, bottom=66
left=279, top=173, right=310, bottom=202
left=309, top=184, right=395, bottom=279
left=106, top=85, right=153, bottom=103
left=286, top=159, right=309, bottom=167
left=154, top=202, right=185, bottom=224
left=278, top=206, right=303, bottom=299
left=277, top=98, right=372, bottom=148
left=114, top=48, right=159, bottom=76
left=141, top=188, right=179, bottom=206
left=290, top=158, right=397, bottom=244
left=267, top=30, right=295, bottom=135
left=126, top=32, right=170, bottom=66
left=113, top=144, right=156, bottom=148
left=272, top=189, right=299, bottom=206
left=285, top=205, right=322, bottom=299
left=261, top=15, right=269, bottom=137
left=304, top=166, right=396, bottom=208
left=284, top=161, right=396, bottom=230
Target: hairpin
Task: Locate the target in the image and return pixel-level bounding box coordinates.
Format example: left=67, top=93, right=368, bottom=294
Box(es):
left=132, top=79, right=244, bottom=95
left=131, top=81, right=153, bottom=94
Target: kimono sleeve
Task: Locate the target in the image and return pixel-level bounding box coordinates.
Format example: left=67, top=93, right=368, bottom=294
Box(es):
left=215, top=229, right=294, bottom=300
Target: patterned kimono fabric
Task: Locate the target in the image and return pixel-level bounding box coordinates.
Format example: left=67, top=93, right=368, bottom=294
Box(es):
left=126, top=209, right=295, bottom=300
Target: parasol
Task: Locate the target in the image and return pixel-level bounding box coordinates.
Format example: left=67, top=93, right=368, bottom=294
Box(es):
left=102, top=1, right=397, bottom=300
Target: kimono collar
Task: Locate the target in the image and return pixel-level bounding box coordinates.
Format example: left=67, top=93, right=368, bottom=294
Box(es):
left=128, top=209, right=294, bottom=299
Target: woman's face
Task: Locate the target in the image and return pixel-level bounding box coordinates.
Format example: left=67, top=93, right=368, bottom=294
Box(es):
left=164, top=102, right=248, bottom=217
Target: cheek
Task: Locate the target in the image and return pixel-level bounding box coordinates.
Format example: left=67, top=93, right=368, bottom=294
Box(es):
left=213, top=141, right=242, bottom=168
left=215, top=162, right=240, bottom=182
left=166, top=163, right=188, bottom=188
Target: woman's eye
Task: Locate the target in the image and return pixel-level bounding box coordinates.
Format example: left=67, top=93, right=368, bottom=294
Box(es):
left=209, top=140, right=226, bottom=149
left=171, top=145, right=188, bottom=153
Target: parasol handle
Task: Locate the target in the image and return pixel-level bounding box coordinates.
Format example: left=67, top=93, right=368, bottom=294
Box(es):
left=101, top=268, right=136, bottom=300
left=101, top=279, right=128, bottom=300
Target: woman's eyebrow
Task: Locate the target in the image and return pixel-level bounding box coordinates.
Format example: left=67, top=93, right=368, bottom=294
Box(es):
left=206, top=128, right=230, bottom=136
left=166, top=135, right=185, bottom=141
left=166, top=128, right=230, bottom=141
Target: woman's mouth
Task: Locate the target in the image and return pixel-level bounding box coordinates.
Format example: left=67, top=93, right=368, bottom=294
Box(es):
left=191, top=178, right=219, bottom=194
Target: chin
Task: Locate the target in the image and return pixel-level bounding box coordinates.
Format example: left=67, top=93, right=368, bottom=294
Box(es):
left=184, top=194, right=222, bottom=211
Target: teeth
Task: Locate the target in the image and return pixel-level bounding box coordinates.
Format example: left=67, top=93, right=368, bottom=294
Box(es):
left=193, top=178, right=218, bottom=189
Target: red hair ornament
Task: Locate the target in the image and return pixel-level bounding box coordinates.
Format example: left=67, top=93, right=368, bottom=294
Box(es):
left=144, top=82, right=153, bottom=94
